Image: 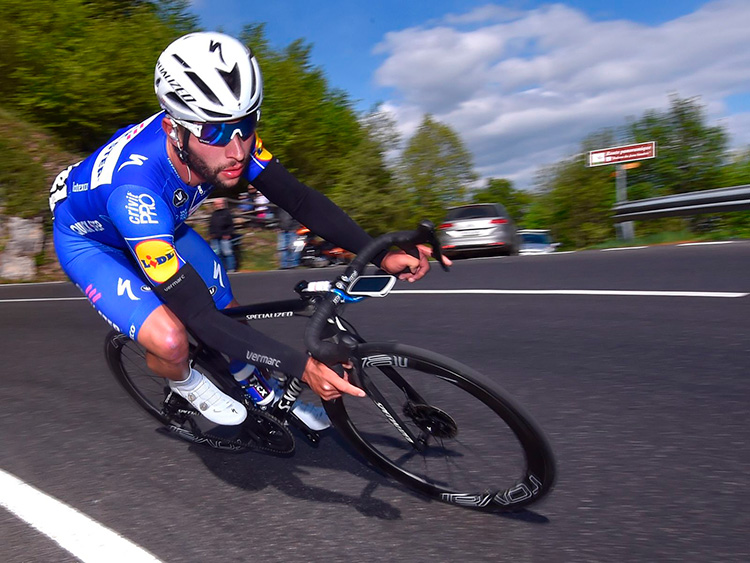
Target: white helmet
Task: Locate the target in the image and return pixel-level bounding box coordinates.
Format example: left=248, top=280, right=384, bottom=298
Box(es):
left=154, top=32, right=263, bottom=122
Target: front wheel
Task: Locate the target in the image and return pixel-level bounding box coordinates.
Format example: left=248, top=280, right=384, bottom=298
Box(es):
left=324, top=343, right=555, bottom=511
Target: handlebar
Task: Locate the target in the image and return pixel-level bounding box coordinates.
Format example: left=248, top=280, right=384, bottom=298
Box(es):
left=303, top=220, right=449, bottom=365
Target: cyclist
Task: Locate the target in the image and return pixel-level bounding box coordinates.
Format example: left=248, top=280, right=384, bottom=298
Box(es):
left=50, top=32, right=438, bottom=430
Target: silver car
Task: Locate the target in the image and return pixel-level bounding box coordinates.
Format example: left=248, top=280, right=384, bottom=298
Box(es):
left=438, top=203, right=518, bottom=257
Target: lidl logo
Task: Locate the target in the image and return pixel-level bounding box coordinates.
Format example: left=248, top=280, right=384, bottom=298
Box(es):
left=135, top=239, right=179, bottom=283
left=254, top=135, right=273, bottom=163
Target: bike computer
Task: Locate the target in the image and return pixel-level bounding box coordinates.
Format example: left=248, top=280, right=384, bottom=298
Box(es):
left=346, top=275, right=397, bottom=297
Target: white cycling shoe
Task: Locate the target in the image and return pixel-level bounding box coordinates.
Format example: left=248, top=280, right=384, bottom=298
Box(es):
left=291, top=401, right=331, bottom=431
left=170, top=369, right=247, bottom=426
left=267, top=377, right=331, bottom=431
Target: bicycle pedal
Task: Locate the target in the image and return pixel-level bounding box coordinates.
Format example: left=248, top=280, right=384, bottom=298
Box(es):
left=288, top=414, right=321, bottom=445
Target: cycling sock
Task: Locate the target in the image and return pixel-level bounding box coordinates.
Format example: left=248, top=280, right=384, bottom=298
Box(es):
left=170, top=367, right=201, bottom=390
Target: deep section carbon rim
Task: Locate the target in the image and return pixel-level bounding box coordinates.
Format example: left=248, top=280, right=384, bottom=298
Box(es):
left=325, top=342, right=555, bottom=511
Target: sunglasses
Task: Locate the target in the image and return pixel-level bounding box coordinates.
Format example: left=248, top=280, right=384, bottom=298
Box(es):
left=173, top=112, right=259, bottom=147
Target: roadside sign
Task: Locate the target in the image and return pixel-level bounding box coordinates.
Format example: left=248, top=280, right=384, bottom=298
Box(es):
left=588, top=141, right=656, bottom=167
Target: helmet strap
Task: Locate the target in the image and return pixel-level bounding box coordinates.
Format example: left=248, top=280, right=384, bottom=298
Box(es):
left=170, top=119, right=193, bottom=185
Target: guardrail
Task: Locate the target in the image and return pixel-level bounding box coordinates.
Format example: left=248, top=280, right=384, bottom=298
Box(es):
left=612, top=185, right=750, bottom=222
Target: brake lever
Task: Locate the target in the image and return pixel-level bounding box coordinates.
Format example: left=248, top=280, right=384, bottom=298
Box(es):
left=418, top=220, right=451, bottom=272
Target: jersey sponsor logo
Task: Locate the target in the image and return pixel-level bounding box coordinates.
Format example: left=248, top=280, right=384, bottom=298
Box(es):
left=245, top=351, right=281, bottom=368
left=90, top=114, right=159, bottom=189
left=72, top=182, right=89, bottom=192
left=173, top=188, right=188, bottom=207
left=213, top=260, right=225, bottom=288
left=117, top=278, right=140, bottom=301
left=126, top=192, right=159, bottom=225
left=135, top=239, right=179, bottom=283
left=253, top=135, right=273, bottom=165
left=69, top=220, right=105, bottom=236
left=117, top=154, right=148, bottom=172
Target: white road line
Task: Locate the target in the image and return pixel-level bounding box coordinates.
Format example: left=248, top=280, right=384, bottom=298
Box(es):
left=600, top=246, right=648, bottom=252
left=677, top=241, right=736, bottom=247
left=0, top=281, right=68, bottom=287
left=391, top=289, right=747, bottom=298
left=1, top=289, right=747, bottom=304
left=0, top=468, right=163, bottom=563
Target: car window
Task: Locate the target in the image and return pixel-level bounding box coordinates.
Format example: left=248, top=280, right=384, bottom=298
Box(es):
left=521, top=233, right=551, bottom=244
left=445, top=205, right=503, bottom=220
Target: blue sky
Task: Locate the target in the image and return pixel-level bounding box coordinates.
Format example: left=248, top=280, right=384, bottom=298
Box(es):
left=188, top=1, right=750, bottom=188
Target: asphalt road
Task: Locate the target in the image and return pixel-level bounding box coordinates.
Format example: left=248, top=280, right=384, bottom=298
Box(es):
left=1, top=241, right=749, bottom=562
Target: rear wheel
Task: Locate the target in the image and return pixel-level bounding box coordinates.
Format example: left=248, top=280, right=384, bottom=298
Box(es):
left=324, top=342, right=555, bottom=511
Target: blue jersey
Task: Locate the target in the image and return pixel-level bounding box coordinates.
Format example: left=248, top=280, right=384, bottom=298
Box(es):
left=50, top=111, right=273, bottom=284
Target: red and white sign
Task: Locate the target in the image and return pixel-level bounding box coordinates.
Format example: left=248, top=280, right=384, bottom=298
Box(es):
left=588, top=141, right=656, bottom=167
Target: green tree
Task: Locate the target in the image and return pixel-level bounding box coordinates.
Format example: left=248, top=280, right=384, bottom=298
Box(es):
left=0, top=0, right=197, bottom=151
left=328, top=110, right=409, bottom=234
left=533, top=149, right=616, bottom=248
left=398, top=115, right=476, bottom=223
left=627, top=95, right=728, bottom=196
left=242, top=25, right=364, bottom=193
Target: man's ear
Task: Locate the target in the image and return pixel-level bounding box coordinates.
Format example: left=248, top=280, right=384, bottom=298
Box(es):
left=161, top=117, right=178, bottom=143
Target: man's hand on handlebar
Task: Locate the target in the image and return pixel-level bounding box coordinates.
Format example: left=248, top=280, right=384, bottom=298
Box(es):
left=301, top=357, right=365, bottom=401
left=380, top=244, right=452, bottom=283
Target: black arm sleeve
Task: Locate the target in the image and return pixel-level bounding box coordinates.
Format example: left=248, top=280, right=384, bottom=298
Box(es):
left=252, top=158, right=387, bottom=267
left=154, top=264, right=308, bottom=379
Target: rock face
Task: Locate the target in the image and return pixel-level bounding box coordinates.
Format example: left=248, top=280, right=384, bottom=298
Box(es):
left=0, top=216, right=45, bottom=281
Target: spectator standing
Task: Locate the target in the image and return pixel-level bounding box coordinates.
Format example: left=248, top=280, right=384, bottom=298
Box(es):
left=254, top=191, right=271, bottom=218
left=277, top=208, right=300, bottom=269
left=209, top=198, right=237, bottom=272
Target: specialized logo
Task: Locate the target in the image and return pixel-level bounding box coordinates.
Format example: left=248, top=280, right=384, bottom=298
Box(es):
left=173, top=188, right=188, bottom=207
left=209, top=40, right=225, bottom=64
left=156, top=61, right=196, bottom=103
left=118, top=154, right=148, bottom=172
left=117, top=278, right=140, bottom=301
left=126, top=192, right=159, bottom=225
left=135, top=239, right=179, bottom=283
left=245, top=311, right=294, bottom=321
left=213, top=260, right=225, bottom=288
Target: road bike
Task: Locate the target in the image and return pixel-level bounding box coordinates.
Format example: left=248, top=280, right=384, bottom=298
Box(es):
left=105, top=221, right=556, bottom=512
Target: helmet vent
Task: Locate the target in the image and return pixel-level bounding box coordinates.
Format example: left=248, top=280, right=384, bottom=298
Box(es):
left=219, top=63, right=241, bottom=100
left=202, top=108, right=232, bottom=120
left=165, top=92, right=191, bottom=112
left=172, top=54, right=190, bottom=68
left=185, top=71, right=220, bottom=105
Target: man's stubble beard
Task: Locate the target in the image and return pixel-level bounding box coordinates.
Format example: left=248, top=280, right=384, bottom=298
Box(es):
left=184, top=150, right=239, bottom=191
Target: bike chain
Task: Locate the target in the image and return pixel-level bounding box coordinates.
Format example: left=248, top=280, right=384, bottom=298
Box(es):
left=163, top=397, right=295, bottom=455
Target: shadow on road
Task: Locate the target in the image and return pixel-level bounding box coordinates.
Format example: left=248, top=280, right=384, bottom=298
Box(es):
left=183, top=428, right=551, bottom=524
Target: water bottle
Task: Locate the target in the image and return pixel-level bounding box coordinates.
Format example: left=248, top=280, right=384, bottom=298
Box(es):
left=232, top=363, right=275, bottom=407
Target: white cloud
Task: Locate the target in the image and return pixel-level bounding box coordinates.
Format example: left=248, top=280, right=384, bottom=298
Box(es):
left=374, top=0, right=750, bottom=189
